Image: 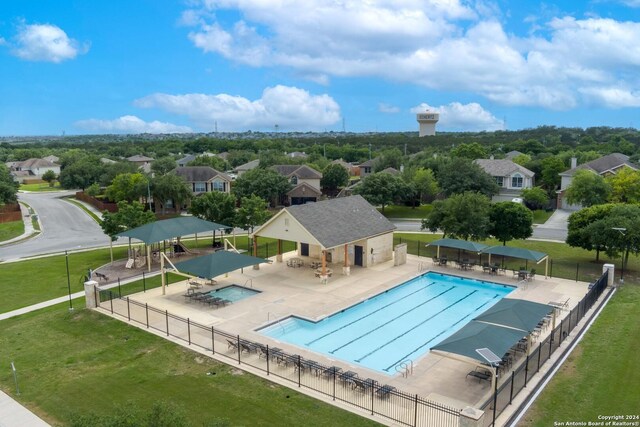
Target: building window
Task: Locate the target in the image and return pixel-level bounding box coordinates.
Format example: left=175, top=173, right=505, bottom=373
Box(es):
left=194, top=182, right=206, bottom=192
left=290, top=176, right=298, bottom=185
left=495, top=176, right=504, bottom=187
left=511, top=174, right=523, bottom=188
left=212, top=181, right=226, bottom=192
left=364, top=166, right=371, bottom=174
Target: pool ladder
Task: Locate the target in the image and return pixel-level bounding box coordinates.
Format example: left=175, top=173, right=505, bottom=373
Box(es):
left=244, top=279, right=253, bottom=288
left=418, top=262, right=426, bottom=273
left=395, top=359, right=414, bottom=378
left=267, top=312, right=286, bottom=334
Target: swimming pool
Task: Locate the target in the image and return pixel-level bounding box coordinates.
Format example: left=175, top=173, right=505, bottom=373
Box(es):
left=208, top=285, right=260, bottom=302
left=259, top=272, right=513, bottom=374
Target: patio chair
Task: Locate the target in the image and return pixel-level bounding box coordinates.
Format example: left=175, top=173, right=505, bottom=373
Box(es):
left=376, top=384, right=396, bottom=398
left=466, top=368, right=491, bottom=382
left=322, top=366, right=342, bottom=378
left=338, top=371, right=358, bottom=386
left=353, top=377, right=377, bottom=393
left=527, top=269, right=536, bottom=281
left=226, top=339, right=239, bottom=352
left=432, top=256, right=439, bottom=265
left=482, top=262, right=492, bottom=273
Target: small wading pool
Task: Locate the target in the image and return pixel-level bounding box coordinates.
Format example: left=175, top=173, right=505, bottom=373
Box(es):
left=259, top=272, right=513, bottom=374
left=209, top=285, right=260, bottom=302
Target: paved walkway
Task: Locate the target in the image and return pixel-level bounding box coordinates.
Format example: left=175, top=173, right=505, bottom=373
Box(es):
left=0, top=391, right=49, bottom=427
left=0, top=200, right=38, bottom=246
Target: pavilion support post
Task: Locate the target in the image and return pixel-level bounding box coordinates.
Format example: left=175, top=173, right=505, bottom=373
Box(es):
left=110, top=239, right=113, bottom=265
left=545, top=258, right=549, bottom=279
left=527, top=334, right=532, bottom=356
left=320, top=250, right=329, bottom=283
left=147, top=245, right=151, bottom=272
left=161, top=253, right=166, bottom=295
left=276, top=239, right=283, bottom=263
left=488, top=254, right=492, bottom=265
left=437, top=245, right=440, bottom=259
left=253, top=236, right=260, bottom=270
left=343, top=244, right=350, bottom=276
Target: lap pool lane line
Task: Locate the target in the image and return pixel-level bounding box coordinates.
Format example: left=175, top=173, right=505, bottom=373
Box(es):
left=381, top=293, right=503, bottom=372
left=328, top=286, right=460, bottom=355
left=305, top=282, right=437, bottom=346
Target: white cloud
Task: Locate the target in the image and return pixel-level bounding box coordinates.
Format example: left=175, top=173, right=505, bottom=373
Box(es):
left=11, top=23, right=87, bottom=63
left=411, top=102, right=504, bottom=131
left=182, top=1, right=640, bottom=111
left=379, top=103, right=400, bottom=113
left=134, top=85, right=341, bottom=131
left=74, top=115, right=193, bottom=134
left=580, top=86, right=640, bottom=108
left=0, top=37, right=6, bottom=46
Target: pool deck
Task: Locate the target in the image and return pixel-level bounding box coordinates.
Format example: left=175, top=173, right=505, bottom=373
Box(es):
left=106, top=252, right=590, bottom=410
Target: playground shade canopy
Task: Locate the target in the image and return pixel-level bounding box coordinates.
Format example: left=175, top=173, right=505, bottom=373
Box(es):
left=115, top=217, right=230, bottom=245
left=173, top=251, right=268, bottom=279
left=479, top=246, right=547, bottom=262
left=427, top=238, right=488, bottom=253
left=473, top=299, right=553, bottom=333
left=431, top=321, right=526, bottom=363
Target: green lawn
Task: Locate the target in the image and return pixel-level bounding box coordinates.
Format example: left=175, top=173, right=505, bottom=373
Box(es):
left=0, top=220, right=24, bottom=242
left=19, top=182, right=61, bottom=192
left=64, top=197, right=102, bottom=223
left=519, top=284, right=640, bottom=426
left=378, top=204, right=433, bottom=219
left=0, top=304, right=379, bottom=427
left=532, top=209, right=554, bottom=224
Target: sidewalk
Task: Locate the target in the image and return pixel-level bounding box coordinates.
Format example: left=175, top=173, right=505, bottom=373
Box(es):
left=0, top=390, right=49, bottom=427
left=0, top=202, right=39, bottom=247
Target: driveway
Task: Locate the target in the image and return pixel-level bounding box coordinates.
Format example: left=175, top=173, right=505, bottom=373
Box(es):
left=531, top=209, right=571, bottom=242
left=0, top=191, right=109, bottom=261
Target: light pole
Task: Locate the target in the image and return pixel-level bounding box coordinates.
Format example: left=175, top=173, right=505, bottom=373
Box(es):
left=65, top=250, right=74, bottom=311
left=612, top=227, right=626, bottom=284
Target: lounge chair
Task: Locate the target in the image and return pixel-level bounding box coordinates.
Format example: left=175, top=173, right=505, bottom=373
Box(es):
left=338, top=371, right=358, bottom=385
left=548, top=298, right=570, bottom=310
left=226, top=339, right=239, bottom=352
left=352, top=377, right=377, bottom=392
left=376, top=384, right=396, bottom=398
left=527, top=269, right=536, bottom=281
left=466, top=368, right=491, bottom=382
left=322, top=366, right=342, bottom=378
left=482, top=262, right=492, bottom=273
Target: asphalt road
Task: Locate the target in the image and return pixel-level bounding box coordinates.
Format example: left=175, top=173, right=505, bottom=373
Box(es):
left=0, top=191, right=109, bottom=261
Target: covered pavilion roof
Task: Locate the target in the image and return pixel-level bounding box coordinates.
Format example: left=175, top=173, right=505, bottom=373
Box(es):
left=172, top=251, right=268, bottom=279
left=116, top=216, right=230, bottom=245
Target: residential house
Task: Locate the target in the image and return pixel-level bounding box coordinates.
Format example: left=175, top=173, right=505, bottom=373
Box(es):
left=358, top=159, right=376, bottom=178
left=285, top=151, right=308, bottom=159
left=127, top=154, right=154, bottom=169
left=474, top=158, right=535, bottom=202
left=173, top=166, right=232, bottom=195
left=233, top=159, right=260, bottom=177
left=331, top=159, right=358, bottom=176
left=177, top=152, right=217, bottom=167
left=251, top=195, right=396, bottom=271
left=43, top=155, right=59, bottom=163
left=9, top=158, right=61, bottom=182
left=557, top=153, right=639, bottom=210
left=272, top=164, right=323, bottom=205
left=504, top=150, right=523, bottom=160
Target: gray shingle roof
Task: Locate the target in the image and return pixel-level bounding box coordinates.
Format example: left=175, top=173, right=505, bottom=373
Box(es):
left=474, top=159, right=534, bottom=177
left=173, top=166, right=231, bottom=182
left=18, top=158, right=60, bottom=169
left=272, top=164, right=322, bottom=179
left=286, top=195, right=395, bottom=248
left=235, top=159, right=260, bottom=171
left=286, top=182, right=322, bottom=197
left=559, top=153, right=638, bottom=176
left=127, top=155, right=154, bottom=162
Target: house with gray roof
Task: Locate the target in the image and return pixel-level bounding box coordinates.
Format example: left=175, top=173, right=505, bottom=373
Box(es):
left=558, top=153, right=639, bottom=209
left=474, top=158, right=535, bottom=202
left=272, top=164, right=323, bottom=205
left=233, top=159, right=260, bottom=177
left=9, top=158, right=60, bottom=182
left=252, top=195, right=396, bottom=275
left=172, top=166, right=232, bottom=195
left=358, top=158, right=377, bottom=178
left=177, top=152, right=217, bottom=167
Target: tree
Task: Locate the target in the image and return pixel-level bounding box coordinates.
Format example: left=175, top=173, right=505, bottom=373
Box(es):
left=354, top=172, right=413, bottom=213
left=539, top=156, right=565, bottom=190
left=0, top=164, right=19, bottom=205
left=58, top=156, right=103, bottom=190
left=511, top=153, right=532, bottom=166
left=189, top=191, right=237, bottom=227
left=422, top=192, right=492, bottom=240
left=232, top=168, right=291, bottom=207
left=412, top=168, right=439, bottom=203
left=521, top=187, right=549, bottom=210
left=606, top=167, right=640, bottom=203
left=321, top=163, right=349, bottom=192
left=151, top=157, right=177, bottom=176
left=101, top=201, right=155, bottom=240
left=151, top=174, right=191, bottom=214
left=566, top=204, right=615, bottom=261
left=565, top=169, right=611, bottom=207
left=450, top=142, right=487, bottom=160
left=438, top=158, right=499, bottom=197
left=187, top=155, right=228, bottom=172
left=489, top=202, right=533, bottom=245
left=373, top=148, right=403, bottom=172
left=105, top=173, right=149, bottom=203
left=99, top=161, right=140, bottom=187
left=236, top=195, right=270, bottom=234
left=42, top=169, right=57, bottom=187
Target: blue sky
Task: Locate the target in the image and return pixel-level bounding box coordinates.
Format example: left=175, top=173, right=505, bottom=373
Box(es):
left=2, top=0, right=640, bottom=136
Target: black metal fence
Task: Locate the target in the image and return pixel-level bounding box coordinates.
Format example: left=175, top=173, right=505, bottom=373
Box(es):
left=96, top=288, right=460, bottom=427
left=479, top=270, right=611, bottom=426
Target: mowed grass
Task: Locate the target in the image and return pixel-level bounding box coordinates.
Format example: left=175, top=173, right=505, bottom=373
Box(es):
left=531, top=209, right=554, bottom=224
left=378, top=204, right=433, bottom=219
left=0, top=220, right=24, bottom=242
left=0, top=305, right=380, bottom=427
left=518, top=284, right=640, bottom=426
left=19, top=182, right=61, bottom=192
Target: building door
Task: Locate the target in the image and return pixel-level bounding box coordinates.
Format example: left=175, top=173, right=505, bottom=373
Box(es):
left=354, top=245, right=364, bottom=266
left=300, top=243, right=309, bottom=256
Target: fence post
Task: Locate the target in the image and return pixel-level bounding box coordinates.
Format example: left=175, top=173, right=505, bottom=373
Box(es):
left=237, top=335, right=241, bottom=364
left=187, top=318, right=191, bottom=345
left=417, top=243, right=420, bottom=258
left=333, top=370, right=336, bottom=401
left=509, top=371, right=515, bottom=404
left=524, top=355, right=529, bottom=387
left=575, top=263, right=579, bottom=282
left=549, top=331, right=553, bottom=360
left=145, top=303, right=149, bottom=328
left=371, top=382, right=374, bottom=415
left=550, top=259, right=553, bottom=278
left=537, top=344, right=542, bottom=370
left=413, top=394, right=419, bottom=427
left=492, top=372, right=498, bottom=426
left=109, top=291, right=113, bottom=314
left=266, top=345, right=270, bottom=375
left=118, top=277, right=122, bottom=297
left=298, top=355, right=301, bottom=387
left=568, top=309, right=572, bottom=332
left=559, top=321, right=563, bottom=344
left=165, top=310, right=169, bottom=336
left=211, top=326, right=215, bottom=354
left=143, top=271, right=146, bottom=292
left=126, top=297, right=130, bottom=321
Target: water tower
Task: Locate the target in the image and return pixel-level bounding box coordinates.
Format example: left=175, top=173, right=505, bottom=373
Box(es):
left=417, top=111, right=439, bottom=137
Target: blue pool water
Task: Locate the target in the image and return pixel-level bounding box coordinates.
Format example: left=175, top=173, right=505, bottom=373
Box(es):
left=260, top=272, right=513, bottom=374
left=208, top=285, right=260, bottom=302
